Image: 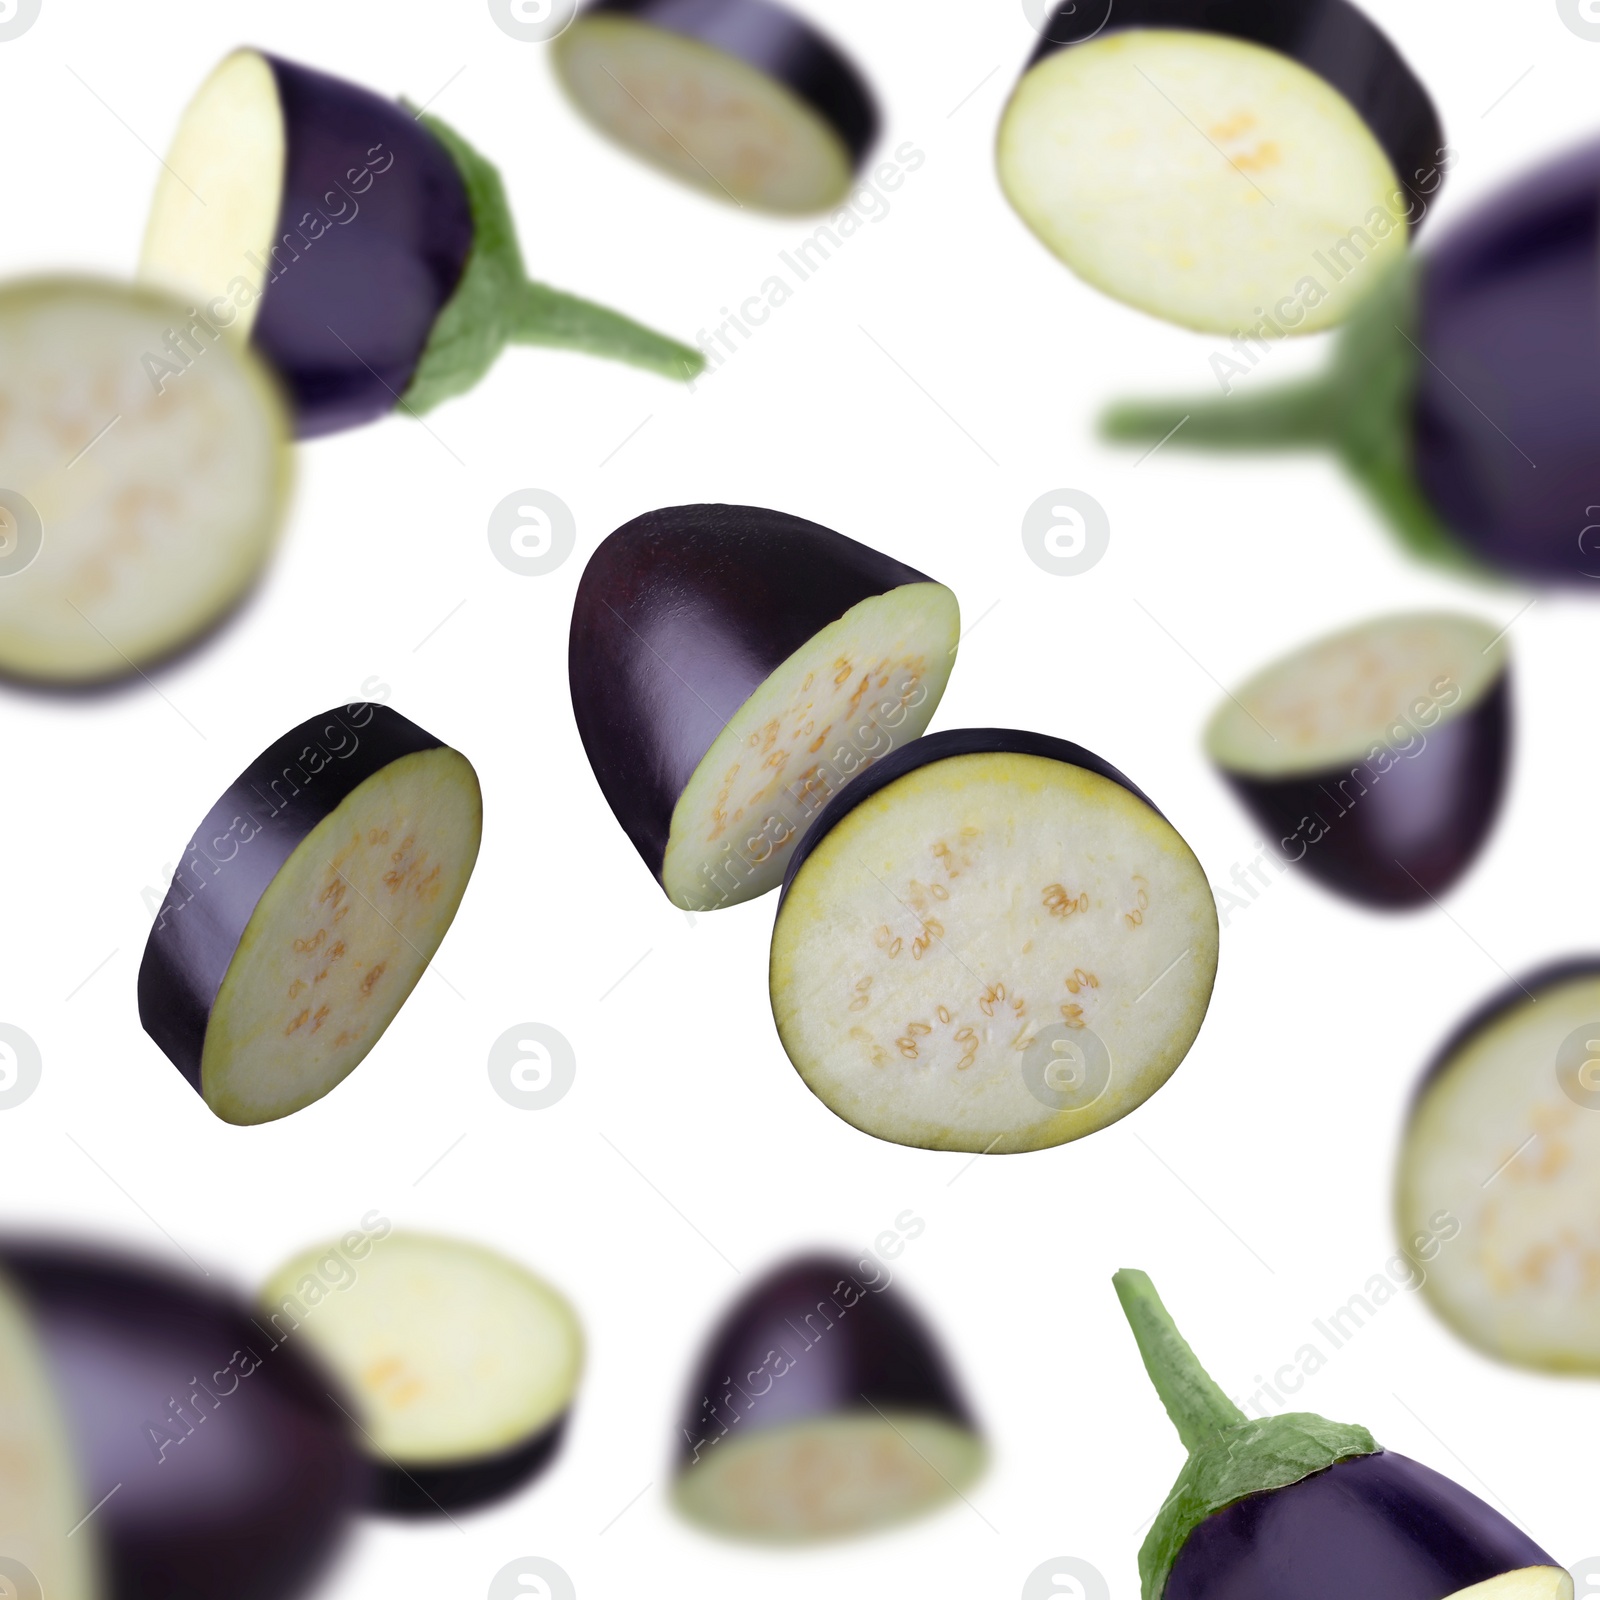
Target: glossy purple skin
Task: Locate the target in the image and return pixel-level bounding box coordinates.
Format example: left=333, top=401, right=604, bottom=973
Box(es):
left=1027, top=0, right=1445, bottom=215
left=1, top=1240, right=366, bottom=1600
left=1412, top=138, right=1600, bottom=583
left=1167, top=1451, right=1559, bottom=1600
left=674, top=1253, right=978, bottom=1475
left=1216, top=670, right=1511, bottom=909
left=249, top=53, right=474, bottom=437
left=137, top=703, right=446, bottom=1094
left=568, top=504, right=937, bottom=887
left=373, top=1412, right=570, bottom=1517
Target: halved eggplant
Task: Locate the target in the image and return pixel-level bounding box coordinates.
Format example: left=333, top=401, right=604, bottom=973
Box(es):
left=1397, top=961, right=1600, bottom=1374
left=1205, top=612, right=1511, bottom=908
left=673, top=1252, right=983, bottom=1542
left=139, top=49, right=702, bottom=437
left=0, top=276, right=290, bottom=686
left=1115, top=1269, right=1570, bottom=1600
left=552, top=0, right=879, bottom=214
left=0, top=1237, right=365, bottom=1600
left=569, top=504, right=960, bottom=910
left=997, top=0, right=1444, bottom=333
left=138, top=703, right=482, bottom=1126
left=260, top=1232, right=583, bottom=1515
left=769, top=729, right=1219, bottom=1154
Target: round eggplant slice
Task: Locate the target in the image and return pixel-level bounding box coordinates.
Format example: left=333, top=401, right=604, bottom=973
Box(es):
left=769, top=729, right=1219, bottom=1154
left=1204, top=612, right=1511, bottom=908
left=260, top=1233, right=583, bottom=1516
left=673, top=1253, right=983, bottom=1542
left=0, top=1238, right=365, bottom=1600
left=569, top=504, right=959, bottom=910
left=139, top=49, right=702, bottom=437
left=138, top=703, right=482, bottom=1126
left=0, top=277, right=290, bottom=686
left=998, top=0, right=1443, bottom=334
left=1397, top=961, right=1600, bottom=1374
left=552, top=0, right=879, bottom=214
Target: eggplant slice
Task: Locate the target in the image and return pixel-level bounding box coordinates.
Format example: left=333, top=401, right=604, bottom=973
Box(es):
left=1398, top=961, right=1600, bottom=1374
left=1205, top=612, right=1511, bottom=908
left=139, top=703, right=482, bottom=1126
left=673, top=1253, right=983, bottom=1542
left=553, top=0, right=879, bottom=214
left=0, top=277, right=290, bottom=685
left=998, top=0, right=1443, bottom=333
left=769, top=730, right=1219, bottom=1154
left=569, top=504, right=959, bottom=910
left=260, top=1233, right=583, bottom=1515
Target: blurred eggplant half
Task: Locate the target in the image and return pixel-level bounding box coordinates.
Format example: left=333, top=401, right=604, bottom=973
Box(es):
left=569, top=503, right=959, bottom=910
left=260, top=1232, right=583, bottom=1515
left=139, top=49, right=702, bottom=437
left=0, top=1238, right=365, bottom=1600
left=1114, top=1269, right=1570, bottom=1600
left=998, top=0, right=1445, bottom=333
left=769, top=729, right=1219, bottom=1153
left=553, top=0, right=879, bottom=214
left=0, top=277, right=290, bottom=686
left=1205, top=612, right=1511, bottom=908
left=138, top=702, right=481, bottom=1126
left=1103, top=136, right=1600, bottom=585
left=673, top=1252, right=983, bottom=1542
left=1398, top=960, right=1600, bottom=1375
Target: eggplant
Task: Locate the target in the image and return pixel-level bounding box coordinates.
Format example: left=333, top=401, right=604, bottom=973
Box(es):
left=1205, top=612, right=1511, bottom=908
left=139, top=49, right=702, bottom=438
left=0, top=1237, right=365, bottom=1600
left=0, top=276, right=291, bottom=686
left=1114, top=1269, right=1570, bottom=1600
left=552, top=0, right=879, bottom=214
left=259, top=1232, right=583, bottom=1516
left=672, top=1252, right=984, bottom=1542
left=1397, top=960, right=1600, bottom=1375
left=1101, top=135, right=1600, bottom=585
left=769, top=729, right=1219, bottom=1154
left=138, top=702, right=482, bottom=1126
left=568, top=503, right=959, bottom=910
left=997, top=0, right=1445, bottom=334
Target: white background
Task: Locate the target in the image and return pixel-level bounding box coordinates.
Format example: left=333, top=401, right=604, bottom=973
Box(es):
left=1, top=1, right=1599, bottom=1596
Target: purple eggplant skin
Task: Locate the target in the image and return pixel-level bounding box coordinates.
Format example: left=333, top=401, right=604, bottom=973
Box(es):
left=137, top=703, right=445, bottom=1092
left=1167, top=1450, right=1560, bottom=1600
left=1216, top=671, right=1511, bottom=910
left=373, top=1414, right=569, bottom=1517
left=1, top=1239, right=366, bottom=1600
left=569, top=504, right=936, bottom=887
left=249, top=53, right=474, bottom=437
left=674, top=1253, right=978, bottom=1470
left=573, top=0, right=879, bottom=168
left=1028, top=0, right=1445, bottom=217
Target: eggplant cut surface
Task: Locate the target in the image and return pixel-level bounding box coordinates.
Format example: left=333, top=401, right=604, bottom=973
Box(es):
left=0, top=277, right=290, bottom=685
left=139, top=704, right=481, bottom=1126
left=998, top=0, right=1443, bottom=333
left=260, top=1233, right=583, bottom=1515
left=770, top=730, right=1218, bottom=1153
left=570, top=504, right=959, bottom=910
left=1398, top=962, right=1600, bottom=1374
left=553, top=0, right=879, bottom=213
left=1205, top=612, right=1510, bottom=907
left=673, top=1254, right=983, bottom=1542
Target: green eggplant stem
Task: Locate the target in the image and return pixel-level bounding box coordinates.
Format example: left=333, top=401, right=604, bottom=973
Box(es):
left=509, top=280, right=703, bottom=382
left=1101, top=377, right=1342, bottom=452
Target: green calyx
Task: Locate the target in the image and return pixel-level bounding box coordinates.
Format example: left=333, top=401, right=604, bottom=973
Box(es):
left=402, top=107, right=704, bottom=415
left=1099, top=260, right=1489, bottom=580
left=1113, top=1270, right=1379, bottom=1600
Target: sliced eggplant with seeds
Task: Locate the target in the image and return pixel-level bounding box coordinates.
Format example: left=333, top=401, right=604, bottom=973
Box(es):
left=553, top=0, right=879, bottom=214
left=138, top=703, right=481, bottom=1126
left=769, top=729, right=1219, bottom=1153
left=260, top=1232, right=583, bottom=1515
left=569, top=503, right=959, bottom=910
